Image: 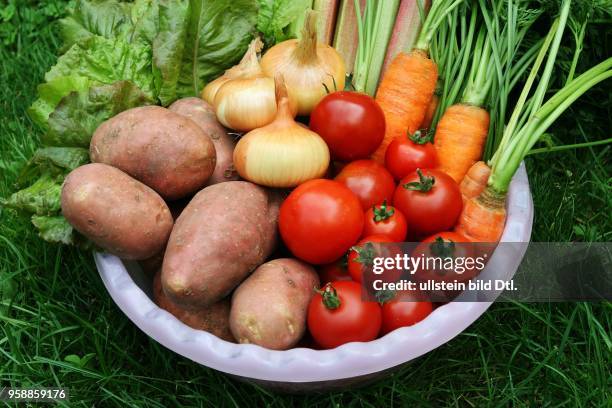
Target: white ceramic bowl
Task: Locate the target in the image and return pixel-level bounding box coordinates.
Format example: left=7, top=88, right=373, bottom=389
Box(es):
left=95, top=164, right=533, bottom=391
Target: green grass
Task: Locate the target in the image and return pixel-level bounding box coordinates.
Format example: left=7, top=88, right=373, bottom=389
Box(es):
left=1, top=3, right=610, bottom=407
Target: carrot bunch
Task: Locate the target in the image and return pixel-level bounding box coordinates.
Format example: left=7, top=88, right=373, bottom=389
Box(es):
left=456, top=0, right=612, bottom=242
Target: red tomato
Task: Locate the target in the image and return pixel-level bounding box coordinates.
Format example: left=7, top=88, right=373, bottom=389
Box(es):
left=279, top=179, right=364, bottom=265
left=381, top=291, right=433, bottom=335
left=385, top=130, right=438, bottom=181
left=414, top=231, right=484, bottom=284
left=308, top=281, right=382, bottom=349
left=318, top=259, right=351, bottom=284
left=393, top=169, right=462, bottom=238
left=335, top=160, right=395, bottom=210
left=411, top=231, right=487, bottom=303
left=362, top=201, right=408, bottom=242
left=310, top=91, right=385, bottom=161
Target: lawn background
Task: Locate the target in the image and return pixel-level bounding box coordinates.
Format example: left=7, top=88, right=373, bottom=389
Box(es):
left=0, top=2, right=610, bottom=406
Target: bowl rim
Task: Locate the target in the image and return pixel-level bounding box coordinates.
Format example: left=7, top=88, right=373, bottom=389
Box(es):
left=95, top=164, right=533, bottom=383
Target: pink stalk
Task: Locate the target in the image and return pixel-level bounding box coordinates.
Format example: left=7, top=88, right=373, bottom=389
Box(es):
left=380, top=0, right=431, bottom=76
left=332, top=0, right=366, bottom=74
left=313, top=0, right=340, bottom=45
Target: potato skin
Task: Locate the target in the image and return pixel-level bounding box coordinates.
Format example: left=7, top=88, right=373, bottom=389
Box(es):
left=161, top=181, right=280, bottom=308
left=153, top=271, right=234, bottom=342
left=90, top=106, right=216, bottom=200
left=168, top=98, right=239, bottom=185
left=229, top=258, right=319, bottom=350
left=61, top=163, right=173, bottom=260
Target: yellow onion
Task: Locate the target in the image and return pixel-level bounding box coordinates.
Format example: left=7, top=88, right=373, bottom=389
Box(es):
left=201, top=38, right=296, bottom=132
left=261, top=11, right=346, bottom=116
left=233, top=75, right=330, bottom=187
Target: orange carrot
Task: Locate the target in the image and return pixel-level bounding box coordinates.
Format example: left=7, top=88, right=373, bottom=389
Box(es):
left=455, top=186, right=506, bottom=242
left=420, top=93, right=439, bottom=130
left=435, top=104, right=490, bottom=182
left=432, top=26, right=496, bottom=182
left=371, top=50, right=438, bottom=163
left=460, top=161, right=490, bottom=201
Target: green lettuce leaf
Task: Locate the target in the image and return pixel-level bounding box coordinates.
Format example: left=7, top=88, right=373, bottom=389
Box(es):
left=59, top=0, right=191, bottom=106
left=57, top=0, right=256, bottom=101
left=59, top=0, right=162, bottom=48
left=29, top=34, right=155, bottom=132
left=2, top=174, right=63, bottom=216
left=43, top=80, right=152, bottom=147
left=60, top=0, right=134, bottom=48
left=16, top=147, right=90, bottom=186
left=256, top=0, right=311, bottom=46
left=31, top=215, right=80, bottom=246
left=128, top=0, right=162, bottom=43
left=176, top=0, right=258, bottom=97
left=2, top=147, right=90, bottom=246
left=28, top=76, right=91, bottom=129
left=46, top=36, right=156, bottom=98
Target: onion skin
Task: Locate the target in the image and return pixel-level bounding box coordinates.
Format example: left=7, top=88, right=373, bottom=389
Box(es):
left=261, top=12, right=346, bottom=116
left=214, top=76, right=277, bottom=132
left=201, top=75, right=230, bottom=105
left=201, top=37, right=297, bottom=132
left=234, top=76, right=330, bottom=188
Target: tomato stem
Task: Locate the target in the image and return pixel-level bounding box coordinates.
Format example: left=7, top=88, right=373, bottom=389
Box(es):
left=372, top=200, right=395, bottom=222
left=317, top=283, right=341, bottom=310
left=430, top=236, right=455, bottom=259
left=351, top=242, right=376, bottom=266
left=403, top=169, right=435, bottom=192
left=375, top=289, right=395, bottom=304
left=409, top=129, right=434, bottom=145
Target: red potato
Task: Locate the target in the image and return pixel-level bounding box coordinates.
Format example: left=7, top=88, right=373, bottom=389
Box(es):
left=162, top=181, right=280, bottom=308
left=153, top=271, right=234, bottom=342
left=230, top=258, right=319, bottom=350
left=90, top=106, right=216, bottom=200
left=168, top=98, right=239, bottom=185
left=61, top=163, right=173, bottom=260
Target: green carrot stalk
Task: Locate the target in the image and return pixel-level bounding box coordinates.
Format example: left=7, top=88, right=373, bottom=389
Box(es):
left=489, top=57, right=612, bottom=193
left=413, top=0, right=465, bottom=52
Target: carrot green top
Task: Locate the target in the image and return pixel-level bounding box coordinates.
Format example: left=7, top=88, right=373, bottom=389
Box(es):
left=414, top=0, right=466, bottom=52
left=488, top=0, right=612, bottom=193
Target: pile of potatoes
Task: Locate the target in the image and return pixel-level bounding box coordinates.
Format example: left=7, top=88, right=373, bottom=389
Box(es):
left=61, top=98, right=319, bottom=350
